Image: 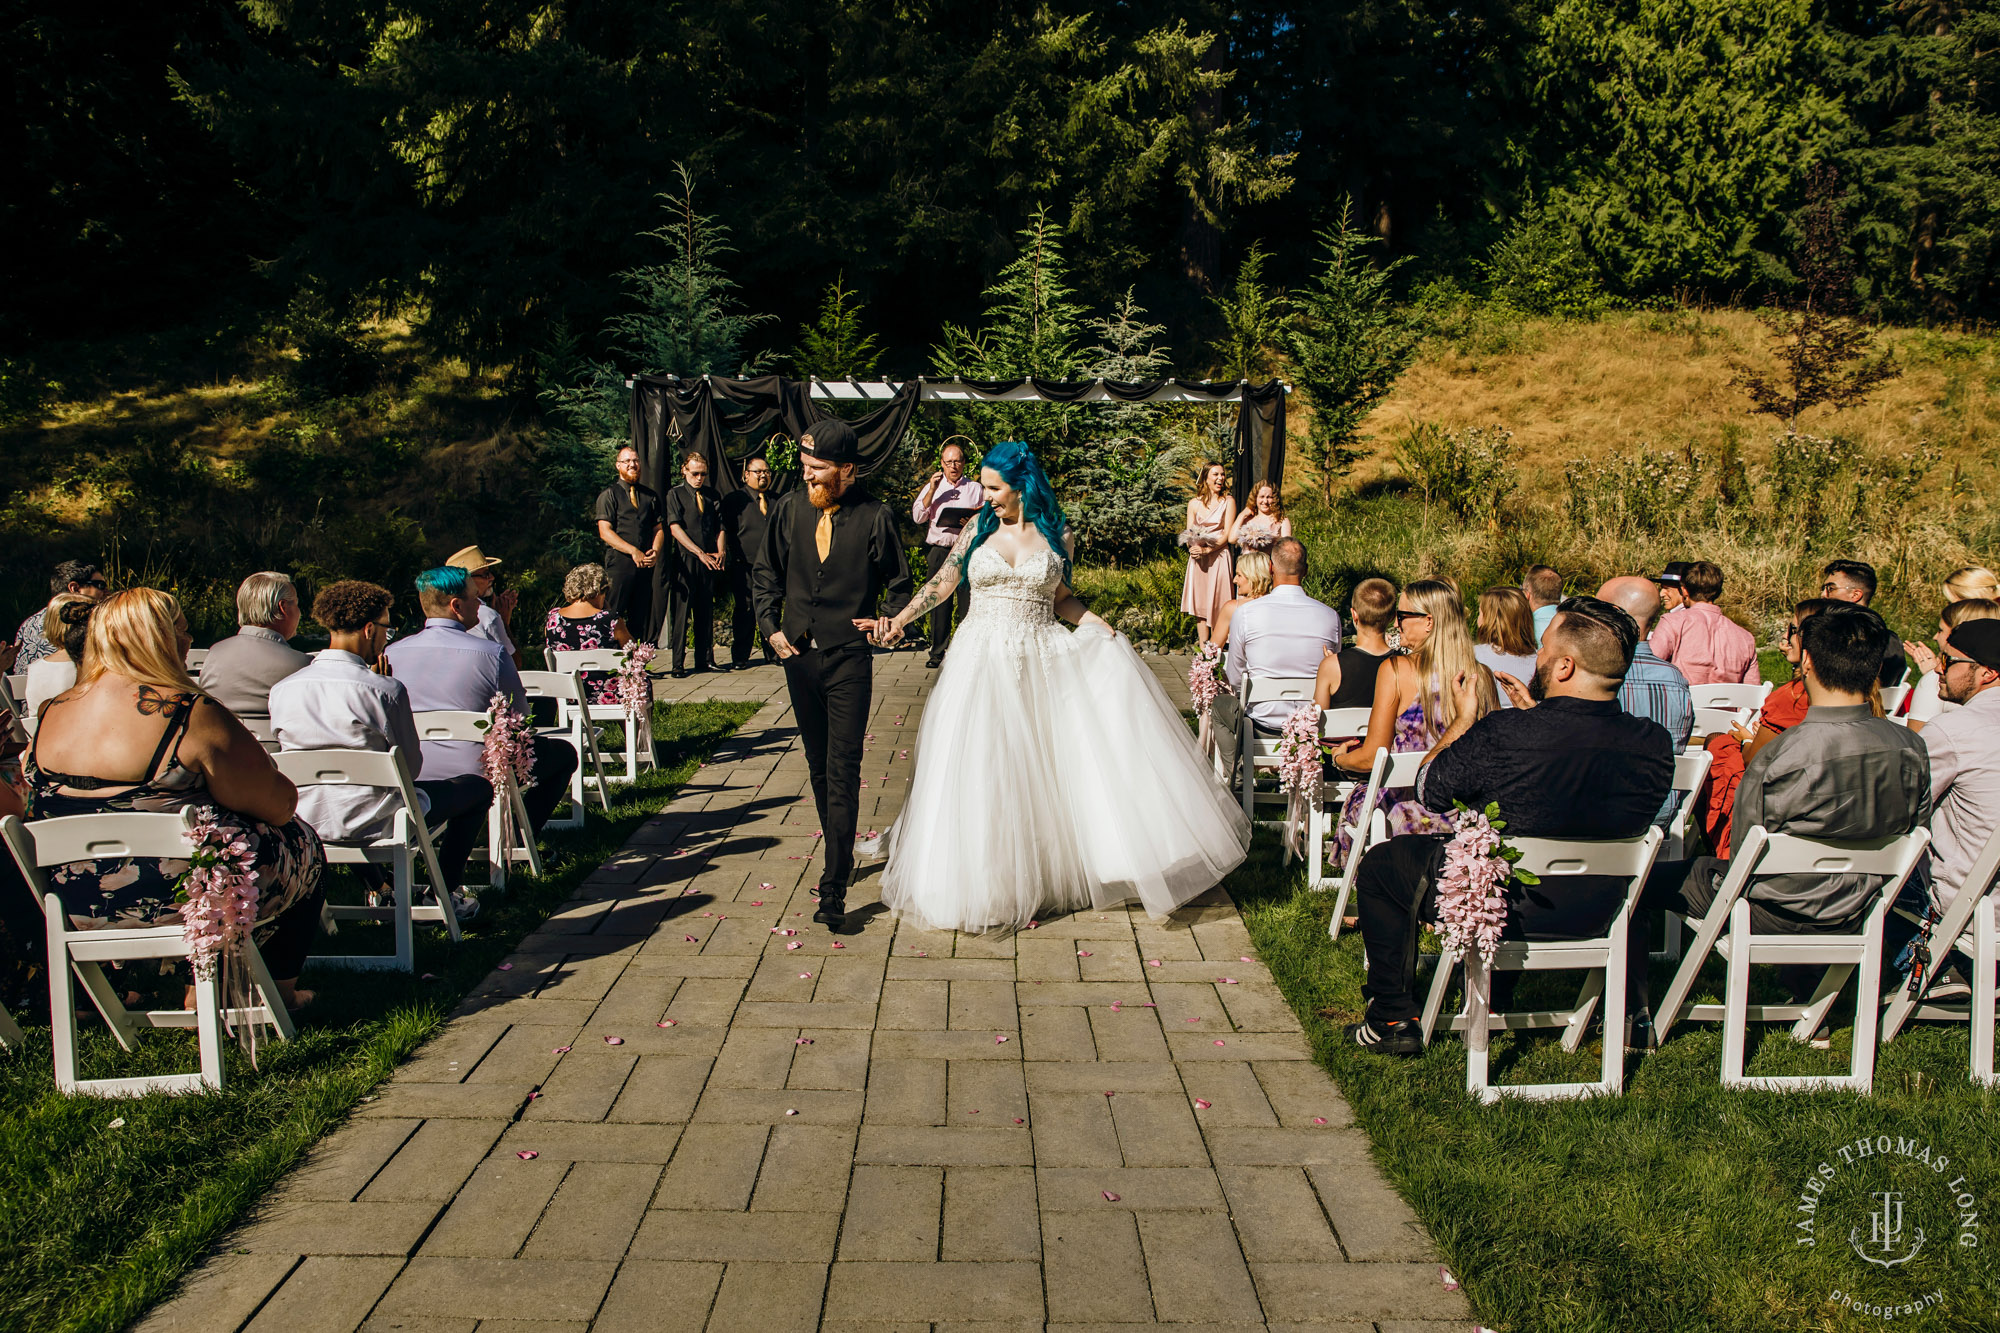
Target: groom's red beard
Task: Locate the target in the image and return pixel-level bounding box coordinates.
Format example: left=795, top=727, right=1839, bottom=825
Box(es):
left=807, top=478, right=849, bottom=510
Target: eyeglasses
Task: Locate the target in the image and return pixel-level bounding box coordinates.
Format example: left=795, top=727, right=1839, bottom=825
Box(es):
left=1393, top=609, right=1431, bottom=623
left=1781, top=624, right=1799, bottom=641
left=372, top=621, right=397, bottom=641
left=79, top=578, right=108, bottom=590
left=1938, top=650, right=1979, bottom=671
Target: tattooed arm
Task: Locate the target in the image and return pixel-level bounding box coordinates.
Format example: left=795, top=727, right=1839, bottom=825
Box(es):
left=877, top=523, right=977, bottom=646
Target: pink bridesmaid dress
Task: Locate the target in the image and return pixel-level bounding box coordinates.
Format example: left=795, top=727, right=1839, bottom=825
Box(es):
left=1180, top=496, right=1234, bottom=629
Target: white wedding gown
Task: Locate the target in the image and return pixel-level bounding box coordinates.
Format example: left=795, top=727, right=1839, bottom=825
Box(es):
left=880, top=541, right=1251, bottom=932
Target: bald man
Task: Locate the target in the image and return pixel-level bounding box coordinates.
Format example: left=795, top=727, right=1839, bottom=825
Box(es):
left=1599, top=575, right=1693, bottom=753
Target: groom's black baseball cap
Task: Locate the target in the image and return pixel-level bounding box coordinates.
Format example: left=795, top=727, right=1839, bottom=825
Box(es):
left=799, top=418, right=860, bottom=466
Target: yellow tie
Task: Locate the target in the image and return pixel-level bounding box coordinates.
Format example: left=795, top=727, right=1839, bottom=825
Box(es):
left=757, top=494, right=767, bottom=516
left=816, top=505, right=838, bottom=561
left=695, top=491, right=705, bottom=514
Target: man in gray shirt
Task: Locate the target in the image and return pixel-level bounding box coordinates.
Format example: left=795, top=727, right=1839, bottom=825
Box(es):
left=1630, top=605, right=1930, bottom=1037
left=198, top=571, right=310, bottom=716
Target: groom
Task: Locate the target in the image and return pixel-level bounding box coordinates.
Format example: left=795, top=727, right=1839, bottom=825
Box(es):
left=752, top=419, right=913, bottom=931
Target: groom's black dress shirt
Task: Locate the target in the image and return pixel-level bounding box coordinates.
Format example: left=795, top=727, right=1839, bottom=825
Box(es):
left=753, top=488, right=912, bottom=651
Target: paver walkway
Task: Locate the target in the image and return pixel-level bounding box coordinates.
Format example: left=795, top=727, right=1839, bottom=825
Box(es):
left=140, top=652, right=1469, bottom=1332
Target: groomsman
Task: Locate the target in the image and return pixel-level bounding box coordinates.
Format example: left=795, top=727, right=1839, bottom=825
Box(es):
left=910, top=441, right=982, bottom=668
left=595, top=445, right=664, bottom=640
left=753, top=419, right=912, bottom=931
left=720, top=454, right=778, bottom=670
left=665, top=451, right=725, bottom=677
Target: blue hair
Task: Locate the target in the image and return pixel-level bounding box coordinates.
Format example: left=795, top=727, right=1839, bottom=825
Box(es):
left=416, top=566, right=469, bottom=603
left=960, top=440, right=1070, bottom=582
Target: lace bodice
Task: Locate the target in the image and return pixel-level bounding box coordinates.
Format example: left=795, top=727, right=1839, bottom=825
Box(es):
left=962, top=544, right=1063, bottom=630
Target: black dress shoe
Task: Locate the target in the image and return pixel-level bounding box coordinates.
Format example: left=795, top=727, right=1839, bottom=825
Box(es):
left=812, top=898, right=847, bottom=930
left=671, top=668, right=689, bottom=679
left=1344, top=1018, right=1423, bottom=1056
left=926, top=657, right=945, bottom=669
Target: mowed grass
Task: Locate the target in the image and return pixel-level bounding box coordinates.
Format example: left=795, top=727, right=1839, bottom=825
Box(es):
left=0, top=699, right=759, bottom=1333
left=1226, top=832, right=2000, bottom=1333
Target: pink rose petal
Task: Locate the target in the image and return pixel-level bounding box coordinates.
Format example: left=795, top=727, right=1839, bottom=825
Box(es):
left=421, top=972, right=438, bottom=980
left=1027, top=920, right=1039, bottom=929
left=1102, top=1191, right=1121, bottom=1201
left=831, top=941, right=846, bottom=949
left=1240, top=956, right=1254, bottom=963
left=799, top=972, right=812, bottom=978
left=552, top=1045, right=572, bottom=1054
left=1012, top=1118, right=1025, bottom=1124
left=498, top=963, right=514, bottom=971
left=761, top=883, right=775, bottom=890
left=751, top=901, right=764, bottom=906
left=527, top=1091, right=540, bottom=1101
left=1218, top=977, right=1239, bottom=985
left=1186, top=1017, right=1201, bottom=1023
left=684, top=935, right=698, bottom=942
left=785, top=1108, right=798, bottom=1116
left=1193, top=1098, right=1213, bottom=1110
left=1146, top=959, right=1162, bottom=967
left=604, top=1036, right=624, bottom=1045
left=1077, top=950, right=1093, bottom=957
left=787, top=942, right=802, bottom=951
left=795, top=1037, right=814, bottom=1045
left=995, top=1034, right=1009, bottom=1044
left=657, top=1020, right=677, bottom=1027
left=1213, top=1039, right=1227, bottom=1046
left=1440, top=1267, right=1460, bottom=1292
left=1313, top=1117, right=1328, bottom=1125
left=517, top=1150, right=539, bottom=1159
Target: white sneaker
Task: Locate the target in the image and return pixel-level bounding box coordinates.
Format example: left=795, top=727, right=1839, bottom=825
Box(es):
left=451, top=891, right=481, bottom=922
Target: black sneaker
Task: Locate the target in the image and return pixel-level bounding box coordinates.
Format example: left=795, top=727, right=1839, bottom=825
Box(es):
left=1625, top=1009, right=1657, bottom=1054
left=1344, top=1018, right=1422, bottom=1056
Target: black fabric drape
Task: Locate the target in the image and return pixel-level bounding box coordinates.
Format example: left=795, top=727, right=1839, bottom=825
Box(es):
left=1233, top=381, right=1287, bottom=510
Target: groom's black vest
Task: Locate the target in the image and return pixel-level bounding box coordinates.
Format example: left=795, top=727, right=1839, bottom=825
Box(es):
left=752, top=487, right=913, bottom=650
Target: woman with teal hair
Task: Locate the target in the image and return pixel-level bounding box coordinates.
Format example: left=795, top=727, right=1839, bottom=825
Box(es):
left=874, top=441, right=1249, bottom=932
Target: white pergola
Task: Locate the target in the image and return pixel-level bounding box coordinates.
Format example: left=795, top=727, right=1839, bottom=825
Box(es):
left=627, top=375, right=1289, bottom=402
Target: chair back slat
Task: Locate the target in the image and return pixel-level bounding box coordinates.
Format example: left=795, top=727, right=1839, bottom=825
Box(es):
left=271, top=747, right=410, bottom=790
left=551, top=649, right=630, bottom=674
left=1688, top=683, right=1770, bottom=712
left=1510, top=828, right=1664, bottom=880
left=1320, top=706, right=1372, bottom=739
left=1671, top=750, right=1711, bottom=793
left=411, top=709, right=494, bottom=743
left=1239, top=676, right=1316, bottom=708
left=518, top=670, right=583, bottom=703
left=1690, top=708, right=1743, bottom=738
left=1742, top=829, right=1932, bottom=880
left=5, top=810, right=196, bottom=870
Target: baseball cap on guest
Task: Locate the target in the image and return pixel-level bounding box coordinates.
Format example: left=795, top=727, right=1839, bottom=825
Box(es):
left=1952, top=619, right=2000, bottom=671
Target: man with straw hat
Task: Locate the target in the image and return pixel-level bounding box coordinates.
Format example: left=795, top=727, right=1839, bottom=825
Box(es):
left=447, top=544, right=520, bottom=668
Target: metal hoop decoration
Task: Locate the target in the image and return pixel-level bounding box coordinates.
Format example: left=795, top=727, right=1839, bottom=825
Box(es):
left=939, top=434, right=977, bottom=467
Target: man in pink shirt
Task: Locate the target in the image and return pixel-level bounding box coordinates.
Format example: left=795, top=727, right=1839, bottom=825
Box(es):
left=1648, top=560, right=1761, bottom=685
left=910, top=441, right=984, bottom=668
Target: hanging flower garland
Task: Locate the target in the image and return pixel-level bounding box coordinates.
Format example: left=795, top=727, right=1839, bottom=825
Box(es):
left=617, top=642, right=657, bottom=721
left=484, top=692, right=538, bottom=854
left=175, top=806, right=270, bottom=1056
left=1433, top=801, right=1537, bottom=1053
left=1275, top=702, right=1323, bottom=860
left=1188, top=642, right=1231, bottom=770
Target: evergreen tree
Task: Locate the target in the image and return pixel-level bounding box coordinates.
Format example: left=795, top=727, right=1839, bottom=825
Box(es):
left=1066, top=292, right=1193, bottom=564
left=1280, top=203, right=1423, bottom=502
left=1208, top=243, right=1292, bottom=383
left=791, top=275, right=883, bottom=378
left=609, top=164, right=770, bottom=377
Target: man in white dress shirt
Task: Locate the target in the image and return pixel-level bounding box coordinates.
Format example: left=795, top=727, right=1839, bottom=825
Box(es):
left=911, top=441, right=983, bottom=668
left=198, top=571, right=310, bottom=716
left=269, top=580, right=489, bottom=914
left=1225, top=538, right=1343, bottom=731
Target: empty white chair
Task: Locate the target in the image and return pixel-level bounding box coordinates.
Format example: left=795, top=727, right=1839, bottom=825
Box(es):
left=410, top=710, right=544, bottom=892
left=1881, top=830, right=2000, bottom=1086
left=273, top=747, right=458, bottom=971
left=1235, top=675, right=1317, bottom=822
left=519, top=670, right=611, bottom=829
left=1320, top=748, right=1427, bottom=942
left=1654, top=826, right=1931, bottom=1093
left=0, top=810, right=296, bottom=1096
left=1688, top=682, right=1772, bottom=714
left=551, top=649, right=659, bottom=785
left=1649, top=748, right=1715, bottom=963
left=1421, top=828, right=1664, bottom=1102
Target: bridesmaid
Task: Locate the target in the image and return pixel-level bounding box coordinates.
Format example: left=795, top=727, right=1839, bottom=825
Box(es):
left=1180, top=462, right=1237, bottom=645
left=1231, top=480, right=1292, bottom=549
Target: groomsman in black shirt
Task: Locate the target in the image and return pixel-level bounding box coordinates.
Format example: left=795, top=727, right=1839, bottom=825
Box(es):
left=594, top=445, right=664, bottom=640
left=720, top=454, right=777, bottom=670
left=753, top=419, right=912, bottom=930
left=665, top=451, right=725, bottom=677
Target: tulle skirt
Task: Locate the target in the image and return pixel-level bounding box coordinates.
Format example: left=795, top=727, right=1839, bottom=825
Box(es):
left=880, top=615, right=1250, bottom=933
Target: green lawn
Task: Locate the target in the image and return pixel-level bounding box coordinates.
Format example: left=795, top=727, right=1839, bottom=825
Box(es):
left=0, top=699, right=759, bottom=1333
left=1228, top=833, right=2000, bottom=1333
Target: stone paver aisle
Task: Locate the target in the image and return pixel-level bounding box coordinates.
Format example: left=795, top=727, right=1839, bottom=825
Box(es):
left=142, top=652, right=1469, bottom=1332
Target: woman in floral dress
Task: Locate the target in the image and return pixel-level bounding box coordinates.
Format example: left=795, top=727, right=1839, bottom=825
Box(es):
left=545, top=564, right=635, bottom=705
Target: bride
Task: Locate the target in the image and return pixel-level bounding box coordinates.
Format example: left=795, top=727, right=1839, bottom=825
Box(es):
left=874, top=441, right=1250, bottom=933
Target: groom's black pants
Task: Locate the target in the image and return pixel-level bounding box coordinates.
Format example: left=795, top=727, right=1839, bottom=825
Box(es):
left=783, top=640, right=872, bottom=898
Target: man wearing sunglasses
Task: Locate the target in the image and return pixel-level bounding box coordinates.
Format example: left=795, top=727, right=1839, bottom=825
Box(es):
left=14, top=559, right=109, bottom=665
left=1344, top=595, right=1673, bottom=1055
left=1908, top=619, right=2000, bottom=962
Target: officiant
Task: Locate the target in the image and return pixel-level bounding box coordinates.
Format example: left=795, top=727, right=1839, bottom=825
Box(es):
left=910, top=439, right=982, bottom=669
left=753, top=418, right=912, bottom=931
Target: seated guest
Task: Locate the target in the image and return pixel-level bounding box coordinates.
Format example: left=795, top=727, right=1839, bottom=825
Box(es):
left=1655, top=562, right=1692, bottom=616
left=198, top=571, right=310, bottom=716
left=1821, top=559, right=1908, bottom=686
left=384, top=566, right=576, bottom=835
left=448, top=545, right=521, bottom=667
left=1597, top=576, right=1693, bottom=751
left=545, top=563, right=635, bottom=706
left=1628, top=605, right=1930, bottom=1042
left=1473, top=586, right=1539, bottom=705
left=1345, top=596, right=1674, bottom=1054
left=1211, top=549, right=1272, bottom=650
left=1224, top=538, right=1341, bottom=732
left=1648, top=560, right=1760, bottom=686
left=1903, top=591, right=2000, bottom=732
left=270, top=581, right=488, bottom=917
left=24, top=594, right=93, bottom=719
left=1522, top=564, right=1562, bottom=643
left=15, top=559, right=108, bottom=664
left=28, top=589, right=325, bottom=1010
left=1314, top=576, right=1398, bottom=711
left=1735, top=598, right=1848, bottom=765
left=1912, top=618, right=2000, bottom=921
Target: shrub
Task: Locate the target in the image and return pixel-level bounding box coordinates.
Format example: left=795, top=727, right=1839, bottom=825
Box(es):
left=1394, top=423, right=1519, bottom=526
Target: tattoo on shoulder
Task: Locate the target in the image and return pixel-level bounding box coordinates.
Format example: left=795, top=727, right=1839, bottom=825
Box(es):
left=134, top=685, right=193, bottom=719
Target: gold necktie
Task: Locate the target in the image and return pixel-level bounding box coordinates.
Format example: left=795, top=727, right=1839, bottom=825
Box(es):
left=626, top=485, right=637, bottom=507
left=816, top=505, right=839, bottom=561
left=757, top=494, right=767, bottom=516
left=695, top=491, right=705, bottom=514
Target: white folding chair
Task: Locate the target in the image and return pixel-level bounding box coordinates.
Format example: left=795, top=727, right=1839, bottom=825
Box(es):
left=411, top=710, right=544, bottom=892
left=0, top=810, right=296, bottom=1097
left=1235, top=676, right=1317, bottom=822
left=1881, top=830, right=2000, bottom=1086
left=1880, top=684, right=1912, bottom=716
left=237, top=715, right=281, bottom=753
left=184, top=648, right=208, bottom=671
left=551, top=649, right=658, bottom=784
left=519, top=670, right=611, bottom=829
left=0, top=673, right=28, bottom=744
left=1321, top=749, right=1427, bottom=942
left=1304, top=706, right=1372, bottom=896
left=1688, top=682, right=1772, bottom=714
left=1649, top=749, right=1715, bottom=963
left=0, top=1002, right=23, bottom=1050
left=273, top=747, right=458, bottom=971
left=1420, top=828, right=1664, bottom=1102
left=1208, top=692, right=1242, bottom=785
left=1689, top=707, right=1746, bottom=747
left=1654, top=826, right=1931, bottom=1093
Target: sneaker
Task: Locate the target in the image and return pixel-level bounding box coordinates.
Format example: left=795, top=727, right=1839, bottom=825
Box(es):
left=1344, top=1018, right=1422, bottom=1056
left=1625, top=1009, right=1658, bottom=1054
left=1926, top=976, right=1974, bottom=1002
left=1808, top=1021, right=1833, bottom=1050
left=451, top=891, right=481, bottom=922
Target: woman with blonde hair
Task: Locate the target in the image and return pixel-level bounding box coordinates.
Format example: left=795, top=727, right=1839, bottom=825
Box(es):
left=1231, top=480, right=1291, bottom=550
left=1472, top=586, right=1538, bottom=703
left=1328, top=579, right=1498, bottom=857
left=28, top=588, right=325, bottom=1009
left=1904, top=596, right=2000, bottom=731
left=1944, top=566, right=2000, bottom=603
left=24, top=592, right=93, bottom=719
left=1180, top=461, right=1237, bottom=644
left=1210, top=549, right=1272, bottom=649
